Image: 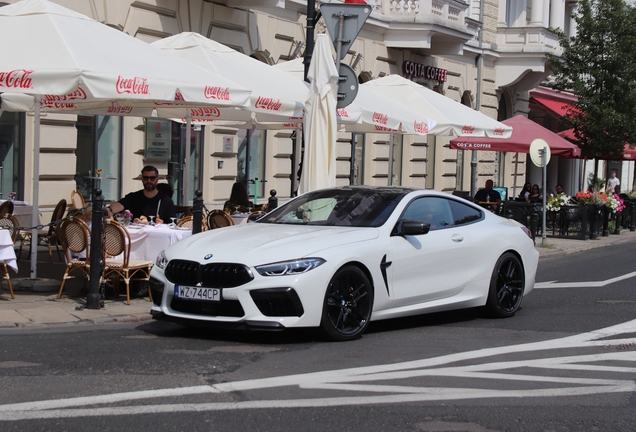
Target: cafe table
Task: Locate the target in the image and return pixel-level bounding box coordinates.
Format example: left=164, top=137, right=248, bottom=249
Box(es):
left=0, top=229, right=18, bottom=273
left=124, top=223, right=193, bottom=261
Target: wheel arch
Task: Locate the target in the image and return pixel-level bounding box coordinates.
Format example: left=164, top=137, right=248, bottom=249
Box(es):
left=337, top=260, right=375, bottom=294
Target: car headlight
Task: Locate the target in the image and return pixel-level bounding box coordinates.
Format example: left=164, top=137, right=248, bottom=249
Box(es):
left=155, top=251, right=169, bottom=269
left=255, top=258, right=325, bottom=276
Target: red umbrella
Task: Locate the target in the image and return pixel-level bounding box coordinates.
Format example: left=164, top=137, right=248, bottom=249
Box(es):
left=557, top=129, right=636, bottom=160
left=449, top=115, right=581, bottom=157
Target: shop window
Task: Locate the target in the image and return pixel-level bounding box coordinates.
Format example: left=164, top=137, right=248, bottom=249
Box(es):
left=237, top=128, right=266, bottom=202
left=0, top=111, right=23, bottom=200
left=166, top=121, right=203, bottom=206
left=75, top=115, right=122, bottom=202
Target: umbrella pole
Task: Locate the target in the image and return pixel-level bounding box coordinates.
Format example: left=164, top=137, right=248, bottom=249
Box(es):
left=183, top=111, right=192, bottom=204
left=30, top=95, right=41, bottom=280
left=512, top=152, right=519, bottom=199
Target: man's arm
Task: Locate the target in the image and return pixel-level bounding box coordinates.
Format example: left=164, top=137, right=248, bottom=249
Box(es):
left=105, top=201, right=123, bottom=219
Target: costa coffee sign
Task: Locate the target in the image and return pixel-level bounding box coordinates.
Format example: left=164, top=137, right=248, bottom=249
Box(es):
left=0, top=69, right=33, bottom=89
left=403, top=61, right=447, bottom=83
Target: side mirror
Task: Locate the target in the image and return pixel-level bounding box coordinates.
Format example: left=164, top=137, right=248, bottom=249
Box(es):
left=395, top=219, right=430, bottom=236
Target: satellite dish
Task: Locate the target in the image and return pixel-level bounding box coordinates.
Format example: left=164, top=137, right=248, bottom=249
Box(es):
left=529, top=138, right=551, bottom=167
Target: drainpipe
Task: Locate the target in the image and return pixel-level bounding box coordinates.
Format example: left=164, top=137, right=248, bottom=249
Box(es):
left=471, top=0, right=485, bottom=197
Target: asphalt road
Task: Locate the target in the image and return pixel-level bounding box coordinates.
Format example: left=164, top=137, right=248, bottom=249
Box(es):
left=1, top=244, right=635, bottom=431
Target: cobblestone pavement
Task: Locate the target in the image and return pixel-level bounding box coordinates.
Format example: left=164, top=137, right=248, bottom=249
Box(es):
left=1, top=230, right=635, bottom=328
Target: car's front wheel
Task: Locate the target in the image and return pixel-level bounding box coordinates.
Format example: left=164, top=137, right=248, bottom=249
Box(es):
left=320, top=265, right=373, bottom=341
left=485, top=252, right=525, bottom=318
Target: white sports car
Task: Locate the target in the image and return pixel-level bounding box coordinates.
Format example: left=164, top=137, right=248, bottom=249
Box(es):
left=149, top=186, right=538, bottom=341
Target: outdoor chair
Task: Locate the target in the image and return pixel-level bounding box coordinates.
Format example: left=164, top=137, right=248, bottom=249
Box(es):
left=0, top=214, right=20, bottom=299
left=0, top=200, right=14, bottom=216
left=176, top=215, right=207, bottom=231
left=56, top=216, right=91, bottom=299
left=19, top=198, right=67, bottom=263
left=70, top=190, right=85, bottom=212
left=102, top=219, right=153, bottom=305
left=206, top=210, right=234, bottom=229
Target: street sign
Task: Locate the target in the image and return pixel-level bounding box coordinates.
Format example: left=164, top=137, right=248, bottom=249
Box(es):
left=337, top=63, right=359, bottom=109
left=320, top=3, right=371, bottom=60
left=529, top=138, right=551, bottom=167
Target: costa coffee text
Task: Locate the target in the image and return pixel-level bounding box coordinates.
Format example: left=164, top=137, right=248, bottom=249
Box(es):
left=403, top=61, right=447, bottom=82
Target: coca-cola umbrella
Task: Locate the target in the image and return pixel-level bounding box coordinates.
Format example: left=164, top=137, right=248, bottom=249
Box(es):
left=558, top=128, right=636, bottom=160
left=0, top=0, right=251, bottom=279
left=273, top=58, right=436, bottom=135
left=363, top=75, right=512, bottom=138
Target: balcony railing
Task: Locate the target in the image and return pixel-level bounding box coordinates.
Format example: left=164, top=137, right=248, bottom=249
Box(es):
left=370, top=0, right=469, bottom=24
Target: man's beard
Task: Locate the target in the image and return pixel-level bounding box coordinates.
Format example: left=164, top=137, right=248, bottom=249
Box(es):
left=144, top=183, right=156, bottom=192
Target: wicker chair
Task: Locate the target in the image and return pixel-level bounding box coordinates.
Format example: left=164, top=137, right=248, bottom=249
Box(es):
left=70, top=190, right=85, bottom=211
left=206, top=210, right=234, bottom=229
left=176, top=215, right=207, bottom=231
left=248, top=210, right=266, bottom=223
left=19, top=198, right=67, bottom=263
left=102, top=219, right=153, bottom=305
left=0, top=214, right=20, bottom=299
left=56, top=217, right=91, bottom=299
left=0, top=200, right=14, bottom=216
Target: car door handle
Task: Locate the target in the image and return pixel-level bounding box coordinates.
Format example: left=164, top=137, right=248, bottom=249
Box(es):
left=451, top=234, right=464, bottom=242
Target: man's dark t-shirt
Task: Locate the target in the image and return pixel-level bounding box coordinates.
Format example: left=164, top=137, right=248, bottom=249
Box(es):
left=474, top=188, right=501, bottom=203
left=118, top=190, right=177, bottom=221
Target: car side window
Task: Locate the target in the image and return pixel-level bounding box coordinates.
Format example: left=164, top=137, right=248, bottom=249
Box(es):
left=401, top=197, right=454, bottom=231
left=448, top=198, right=482, bottom=226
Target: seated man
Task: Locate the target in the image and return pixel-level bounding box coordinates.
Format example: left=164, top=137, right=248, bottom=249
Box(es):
left=474, top=179, right=502, bottom=212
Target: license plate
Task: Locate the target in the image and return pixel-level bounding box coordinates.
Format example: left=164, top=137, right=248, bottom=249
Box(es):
left=174, top=285, right=221, bottom=301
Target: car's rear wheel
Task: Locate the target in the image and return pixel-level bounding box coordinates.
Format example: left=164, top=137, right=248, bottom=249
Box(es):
left=320, top=265, right=373, bottom=341
left=485, top=252, right=525, bottom=318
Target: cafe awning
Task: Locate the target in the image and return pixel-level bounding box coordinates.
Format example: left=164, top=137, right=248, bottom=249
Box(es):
left=449, top=115, right=581, bottom=157
left=558, top=128, right=636, bottom=160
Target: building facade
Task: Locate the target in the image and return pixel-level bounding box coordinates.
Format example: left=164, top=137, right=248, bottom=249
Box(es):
left=0, top=0, right=580, bottom=221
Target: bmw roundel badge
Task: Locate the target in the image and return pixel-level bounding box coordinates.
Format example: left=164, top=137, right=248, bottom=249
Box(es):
left=204, top=254, right=213, bottom=260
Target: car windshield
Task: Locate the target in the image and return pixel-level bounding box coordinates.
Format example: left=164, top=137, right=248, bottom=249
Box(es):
left=257, top=187, right=409, bottom=227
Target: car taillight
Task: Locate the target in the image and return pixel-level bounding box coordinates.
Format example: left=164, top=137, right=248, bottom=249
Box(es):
left=520, top=226, right=533, bottom=239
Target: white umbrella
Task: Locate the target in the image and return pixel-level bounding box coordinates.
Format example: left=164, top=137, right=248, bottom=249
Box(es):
left=0, top=0, right=251, bottom=278
left=363, top=75, right=512, bottom=138
left=300, top=34, right=339, bottom=195
left=151, top=32, right=307, bottom=124
left=273, top=58, right=436, bottom=135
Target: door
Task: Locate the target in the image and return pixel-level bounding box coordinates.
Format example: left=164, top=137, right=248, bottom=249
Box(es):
left=388, top=196, right=477, bottom=305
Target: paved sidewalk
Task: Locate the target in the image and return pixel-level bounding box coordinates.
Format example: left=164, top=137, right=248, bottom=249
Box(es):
left=1, top=230, right=636, bottom=328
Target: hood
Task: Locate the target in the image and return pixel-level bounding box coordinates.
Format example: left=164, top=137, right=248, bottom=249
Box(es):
left=163, top=224, right=379, bottom=266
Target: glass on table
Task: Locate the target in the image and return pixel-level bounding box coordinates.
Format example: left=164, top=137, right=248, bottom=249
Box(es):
left=169, top=217, right=177, bottom=228
left=148, top=215, right=155, bottom=226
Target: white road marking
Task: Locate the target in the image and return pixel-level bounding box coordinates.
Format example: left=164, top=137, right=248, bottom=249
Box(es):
left=534, top=270, right=636, bottom=288
left=1, top=319, right=635, bottom=420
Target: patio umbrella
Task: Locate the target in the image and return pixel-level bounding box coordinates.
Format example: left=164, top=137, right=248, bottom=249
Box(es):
left=363, top=75, right=512, bottom=138
left=0, top=0, right=251, bottom=278
left=299, top=34, right=339, bottom=194
left=151, top=32, right=307, bottom=125
left=558, top=129, right=636, bottom=160
left=273, top=58, right=436, bottom=135
left=449, top=116, right=581, bottom=157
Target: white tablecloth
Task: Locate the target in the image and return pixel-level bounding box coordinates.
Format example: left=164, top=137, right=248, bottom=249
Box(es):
left=125, top=224, right=192, bottom=261
left=231, top=215, right=249, bottom=225
left=0, top=229, right=18, bottom=272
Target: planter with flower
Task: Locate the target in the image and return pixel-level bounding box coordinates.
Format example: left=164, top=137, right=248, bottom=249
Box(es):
left=546, top=193, right=572, bottom=212
left=574, top=190, right=608, bottom=239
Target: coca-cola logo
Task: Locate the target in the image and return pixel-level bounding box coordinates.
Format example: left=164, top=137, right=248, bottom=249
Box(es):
left=204, top=86, right=230, bottom=100
left=175, top=92, right=185, bottom=101
left=414, top=121, right=429, bottom=134
left=283, top=123, right=300, bottom=128
left=493, top=127, right=505, bottom=136
left=107, top=102, right=133, bottom=114
left=43, top=88, right=87, bottom=102
left=254, top=96, right=282, bottom=111
left=189, top=107, right=221, bottom=118
left=0, top=69, right=33, bottom=89
left=116, top=75, right=149, bottom=95
left=461, top=125, right=475, bottom=135
left=374, top=126, right=398, bottom=132
left=336, top=108, right=349, bottom=118
left=372, top=112, right=388, bottom=125
left=41, top=101, right=77, bottom=109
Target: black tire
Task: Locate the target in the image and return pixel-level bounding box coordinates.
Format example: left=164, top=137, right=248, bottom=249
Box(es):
left=320, top=265, right=373, bottom=341
left=485, top=252, right=525, bottom=318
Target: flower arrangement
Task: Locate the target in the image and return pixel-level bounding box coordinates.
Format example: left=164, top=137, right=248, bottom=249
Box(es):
left=606, top=193, right=625, bottom=213
left=575, top=190, right=608, bottom=206
left=546, top=193, right=572, bottom=212
left=95, top=168, right=103, bottom=177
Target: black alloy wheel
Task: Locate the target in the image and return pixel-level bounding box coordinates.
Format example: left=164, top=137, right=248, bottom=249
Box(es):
left=320, top=265, right=373, bottom=341
left=485, top=252, right=525, bottom=318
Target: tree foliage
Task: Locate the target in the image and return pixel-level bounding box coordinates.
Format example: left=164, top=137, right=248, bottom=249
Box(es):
left=547, top=0, right=636, bottom=160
